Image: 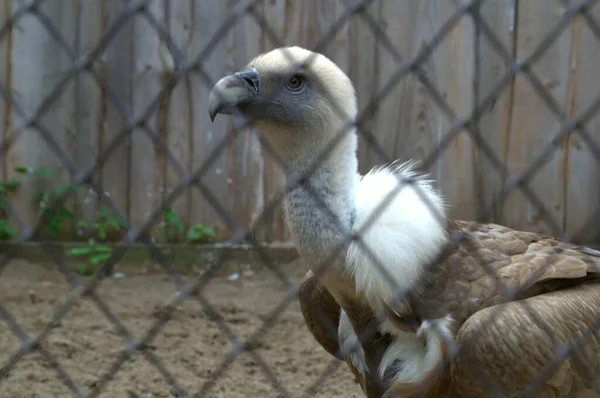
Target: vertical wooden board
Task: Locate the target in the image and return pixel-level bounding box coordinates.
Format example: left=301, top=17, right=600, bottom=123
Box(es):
left=128, top=1, right=163, bottom=235
left=231, top=0, right=286, bottom=243
left=0, top=0, right=10, bottom=180
left=346, top=2, right=380, bottom=174
left=165, top=0, right=193, bottom=235
left=476, top=0, right=516, bottom=222
left=370, top=0, right=420, bottom=167
left=314, top=0, right=351, bottom=72
left=502, top=2, right=572, bottom=236
left=40, top=1, right=79, bottom=239
left=189, top=0, right=232, bottom=239
left=7, top=0, right=77, bottom=233
left=245, top=0, right=289, bottom=242
left=102, top=0, right=134, bottom=232
left=226, top=5, right=265, bottom=241
left=396, top=3, right=444, bottom=178
left=404, top=1, right=477, bottom=220
left=74, top=0, right=104, bottom=228
left=436, top=1, right=476, bottom=221
left=565, top=6, right=600, bottom=244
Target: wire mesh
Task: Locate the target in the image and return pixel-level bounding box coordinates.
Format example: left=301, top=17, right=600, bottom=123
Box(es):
left=0, top=0, right=599, bottom=397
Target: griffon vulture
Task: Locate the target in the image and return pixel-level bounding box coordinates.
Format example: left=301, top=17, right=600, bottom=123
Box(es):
left=208, top=46, right=600, bottom=397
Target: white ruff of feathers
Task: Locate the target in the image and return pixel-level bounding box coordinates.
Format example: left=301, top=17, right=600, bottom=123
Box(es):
left=345, top=160, right=452, bottom=383
left=346, top=160, right=449, bottom=313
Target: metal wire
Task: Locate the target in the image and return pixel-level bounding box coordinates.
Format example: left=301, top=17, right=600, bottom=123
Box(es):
left=0, top=0, right=599, bottom=397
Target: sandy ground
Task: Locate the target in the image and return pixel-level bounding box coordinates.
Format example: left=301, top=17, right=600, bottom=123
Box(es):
left=0, top=259, right=363, bottom=398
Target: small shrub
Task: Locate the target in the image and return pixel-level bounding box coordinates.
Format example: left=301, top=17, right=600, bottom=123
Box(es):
left=163, top=207, right=185, bottom=242
left=65, top=238, right=114, bottom=276
left=187, top=223, right=216, bottom=244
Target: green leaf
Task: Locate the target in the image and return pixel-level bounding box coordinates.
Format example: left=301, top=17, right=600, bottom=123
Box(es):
left=47, top=218, right=63, bottom=236
left=93, top=245, right=113, bottom=253
left=0, top=219, right=16, bottom=239
left=163, top=208, right=181, bottom=223
left=187, top=229, right=201, bottom=240
left=88, top=253, right=111, bottom=265
left=54, top=183, right=79, bottom=196
left=98, top=208, right=111, bottom=219
left=33, top=192, right=48, bottom=203
left=15, top=167, right=53, bottom=178
left=76, top=220, right=88, bottom=229
left=106, top=219, right=122, bottom=230
left=32, top=167, right=53, bottom=178
left=66, top=246, right=94, bottom=256
left=4, top=179, right=20, bottom=190
left=56, top=208, right=75, bottom=219
left=98, top=228, right=107, bottom=240
left=187, top=224, right=216, bottom=242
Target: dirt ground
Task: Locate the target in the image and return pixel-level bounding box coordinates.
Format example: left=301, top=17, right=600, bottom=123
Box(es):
left=0, top=259, right=363, bottom=398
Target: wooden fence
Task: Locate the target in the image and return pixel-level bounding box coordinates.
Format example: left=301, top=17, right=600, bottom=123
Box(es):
left=1, top=0, right=599, bottom=244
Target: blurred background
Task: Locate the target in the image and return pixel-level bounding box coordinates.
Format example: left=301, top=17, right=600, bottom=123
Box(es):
left=1, top=0, right=599, bottom=246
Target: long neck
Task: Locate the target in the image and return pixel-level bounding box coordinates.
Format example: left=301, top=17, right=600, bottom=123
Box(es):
left=280, top=129, right=359, bottom=269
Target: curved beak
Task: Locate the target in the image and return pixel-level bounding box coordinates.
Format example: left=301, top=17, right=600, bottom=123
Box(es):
left=208, top=68, right=260, bottom=122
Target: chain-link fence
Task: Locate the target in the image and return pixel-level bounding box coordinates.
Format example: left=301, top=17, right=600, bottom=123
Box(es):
left=1, top=0, right=600, bottom=397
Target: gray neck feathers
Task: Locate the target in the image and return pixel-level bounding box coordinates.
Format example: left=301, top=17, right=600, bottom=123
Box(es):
left=280, top=129, right=359, bottom=269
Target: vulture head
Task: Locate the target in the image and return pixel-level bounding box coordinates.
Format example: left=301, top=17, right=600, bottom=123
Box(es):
left=208, top=46, right=358, bottom=163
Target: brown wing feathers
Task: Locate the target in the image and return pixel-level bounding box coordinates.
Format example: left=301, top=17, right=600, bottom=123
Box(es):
left=300, top=219, right=600, bottom=397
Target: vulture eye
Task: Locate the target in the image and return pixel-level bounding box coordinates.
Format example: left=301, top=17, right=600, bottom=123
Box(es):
left=285, top=75, right=305, bottom=91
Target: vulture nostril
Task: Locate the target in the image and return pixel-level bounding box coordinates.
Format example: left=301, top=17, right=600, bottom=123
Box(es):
left=243, top=77, right=258, bottom=92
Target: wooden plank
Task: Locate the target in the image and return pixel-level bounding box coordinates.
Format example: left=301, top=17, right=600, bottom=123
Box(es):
left=256, top=0, right=294, bottom=242
left=476, top=0, right=517, bottom=222
left=370, top=0, right=420, bottom=167
left=128, top=0, right=162, bottom=236
left=397, top=1, right=476, bottom=220
left=502, top=1, right=573, bottom=236
left=7, top=0, right=77, bottom=235
left=188, top=0, right=231, bottom=239
left=0, top=0, right=10, bottom=181
left=101, top=0, right=134, bottom=236
left=226, top=1, right=266, bottom=242
left=346, top=1, right=380, bottom=175
left=73, top=0, right=104, bottom=232
left=164, top=0, right=193, bottom=240
left=565, top=7, right=600, bottom=245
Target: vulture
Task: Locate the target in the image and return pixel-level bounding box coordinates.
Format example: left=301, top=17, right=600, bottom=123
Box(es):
left=208, top=46, right=600, bottom=397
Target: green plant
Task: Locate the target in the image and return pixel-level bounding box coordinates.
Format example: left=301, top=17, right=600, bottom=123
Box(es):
left=163, top=207, right=185, bottom=242
left=14, top=166, right=53, bottom=178
left=74, top=207, right=125, bottom=242
left=186, top=223, right=216, bottom=243
left=85, top=207, right=124, bottom=241
left=0, top=174, right=23, bottom=240
left=35, top=185, right=79, bottom=238
left=0, top=218, right=16, bottom=240
left=65, top=238, right=113, bottom=276
left=15, top=167, right=79, bottom=239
